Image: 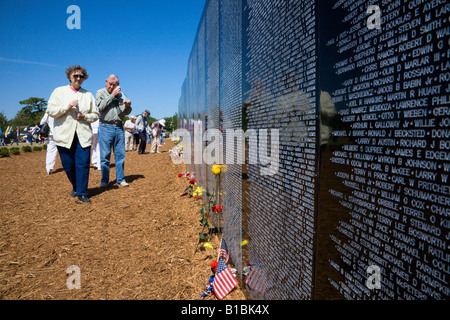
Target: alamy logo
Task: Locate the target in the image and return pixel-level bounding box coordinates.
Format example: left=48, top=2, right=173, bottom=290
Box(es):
left=366, top=265, right=382, bottom=290
left=173, top=125, right=279, bottom=176
left=66, top=265, right=81, bottom=290
left=367, top=5, right=381, bottom=30
left=67, top=5, right=81, bottom=30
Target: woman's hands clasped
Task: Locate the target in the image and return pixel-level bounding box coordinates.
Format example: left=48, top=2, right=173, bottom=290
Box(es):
left=68, top=100, right=85, bottom=120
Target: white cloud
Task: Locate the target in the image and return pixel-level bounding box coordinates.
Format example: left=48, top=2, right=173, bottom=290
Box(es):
left=0, top=56, right=58, bottom=67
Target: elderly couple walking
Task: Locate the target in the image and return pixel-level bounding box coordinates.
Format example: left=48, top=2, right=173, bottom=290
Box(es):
left=46, top=65, right=151, bottom=203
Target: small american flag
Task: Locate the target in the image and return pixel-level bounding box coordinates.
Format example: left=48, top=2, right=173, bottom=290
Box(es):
left=218, top=238, right=229, bottom=262
left=212, top=257, right=237, bottom=300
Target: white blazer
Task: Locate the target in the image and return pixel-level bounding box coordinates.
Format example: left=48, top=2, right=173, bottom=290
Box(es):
left=47, top=85, right=99, bottom=149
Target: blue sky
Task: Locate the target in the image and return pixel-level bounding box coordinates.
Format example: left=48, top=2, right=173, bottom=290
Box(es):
left=0, top=0, right=206, bottom=121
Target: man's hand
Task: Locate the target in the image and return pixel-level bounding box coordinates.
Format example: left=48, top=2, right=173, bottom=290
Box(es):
left=77, top=113, right=86, bottom=120
left=112, top=86, right=122, bottom=97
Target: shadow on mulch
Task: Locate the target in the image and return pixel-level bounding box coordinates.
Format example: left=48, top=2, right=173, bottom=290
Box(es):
left=50, top=168, right=65, bottom=174
left=87, top=175, right=145, bottom=196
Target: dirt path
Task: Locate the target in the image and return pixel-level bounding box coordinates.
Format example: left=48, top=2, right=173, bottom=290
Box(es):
left=0, top=140, right=247, bottom=300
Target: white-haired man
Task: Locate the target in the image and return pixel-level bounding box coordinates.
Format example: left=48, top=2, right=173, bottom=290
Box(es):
left=96, top=74, right=132, bottom=187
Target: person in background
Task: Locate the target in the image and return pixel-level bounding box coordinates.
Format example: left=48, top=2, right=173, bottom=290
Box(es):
left=135, top=109, right=151, bottom=155
left=31, top=124, right=41, bottom=144
left=133, top=126, right=140, bottom=151
left=8, top=129, right=18, bottom=146
left=146, top=124, right=152, bottom=145
left=40, top=112, right=57, bottom=175
left=124, top=115, right=136, bottom=152
left=90, top=116, right=101, bottom=171
left=159, top=128, right=165, bottom=147
left=96, top=74, right=132, bottom=187
left=47, top=65, right=99, bottom=203
left=150, top=119, right=165, bottom=154
left=26, top=129, right=33, bottom=146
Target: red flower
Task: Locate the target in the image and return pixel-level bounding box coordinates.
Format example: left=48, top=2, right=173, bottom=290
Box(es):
left=219, top=205, right=223, bottom=211
left=190, top=179, right=197, bottom=184
left=212, top=205, right=220, bottom=212
left=178, top=174, right=182, bottom=178
left=186, top=173, right=190, bottom=176
left=210, top=261, right=218, bottom=273
left=194, top=196, right=198, bottom=199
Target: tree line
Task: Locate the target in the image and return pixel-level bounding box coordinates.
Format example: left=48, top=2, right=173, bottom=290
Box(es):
left=0, top=97, right=178, bottom=135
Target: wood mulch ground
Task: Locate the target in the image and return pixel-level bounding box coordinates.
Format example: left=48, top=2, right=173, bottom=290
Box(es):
left=0, top=140, right=247, bottom=300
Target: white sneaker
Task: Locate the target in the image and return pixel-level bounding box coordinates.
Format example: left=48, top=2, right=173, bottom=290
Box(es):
left=100, top=182, right=108, bottom=188
left=118, top=181, right=129, bottom=187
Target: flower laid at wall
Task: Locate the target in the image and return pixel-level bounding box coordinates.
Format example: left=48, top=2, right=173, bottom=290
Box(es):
left=172, top=136, right=181, bottom=145
left=211, top=164, right=227, bottom=175
left=170, top=144, right=184, bottom=163
left=191, top=165, right=228, bottom=253
left=192, top=186, right=204, bottom=199
left=179, top=171, right=195, bottom=197
left=178, top=170, right=190, bottom=180
left=203, top=242, right=213, bottom=250
left=212, top=165, right=221, bottom=175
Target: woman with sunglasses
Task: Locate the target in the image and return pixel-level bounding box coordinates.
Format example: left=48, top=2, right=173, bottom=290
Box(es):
left=47, top=65, right=100, bottom=203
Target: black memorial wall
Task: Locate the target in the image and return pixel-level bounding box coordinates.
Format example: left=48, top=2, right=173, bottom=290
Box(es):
left=178, top=0, right=450, bottom=300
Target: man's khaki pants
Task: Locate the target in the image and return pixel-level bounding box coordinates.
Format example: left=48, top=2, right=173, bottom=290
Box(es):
left=150, top=134, right=160, bottom=153
left=125, top=131, right=134, bottom=151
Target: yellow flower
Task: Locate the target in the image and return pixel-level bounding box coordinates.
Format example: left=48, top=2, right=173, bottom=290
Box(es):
left=204, top=242, right=213, bottom=249
left=241, top=240, right=248, bottom=246
left=212, top=165, right=221, bottom=175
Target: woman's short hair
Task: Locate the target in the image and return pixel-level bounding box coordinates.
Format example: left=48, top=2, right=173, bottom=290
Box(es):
left=65, top=65, right=89, bottom=81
